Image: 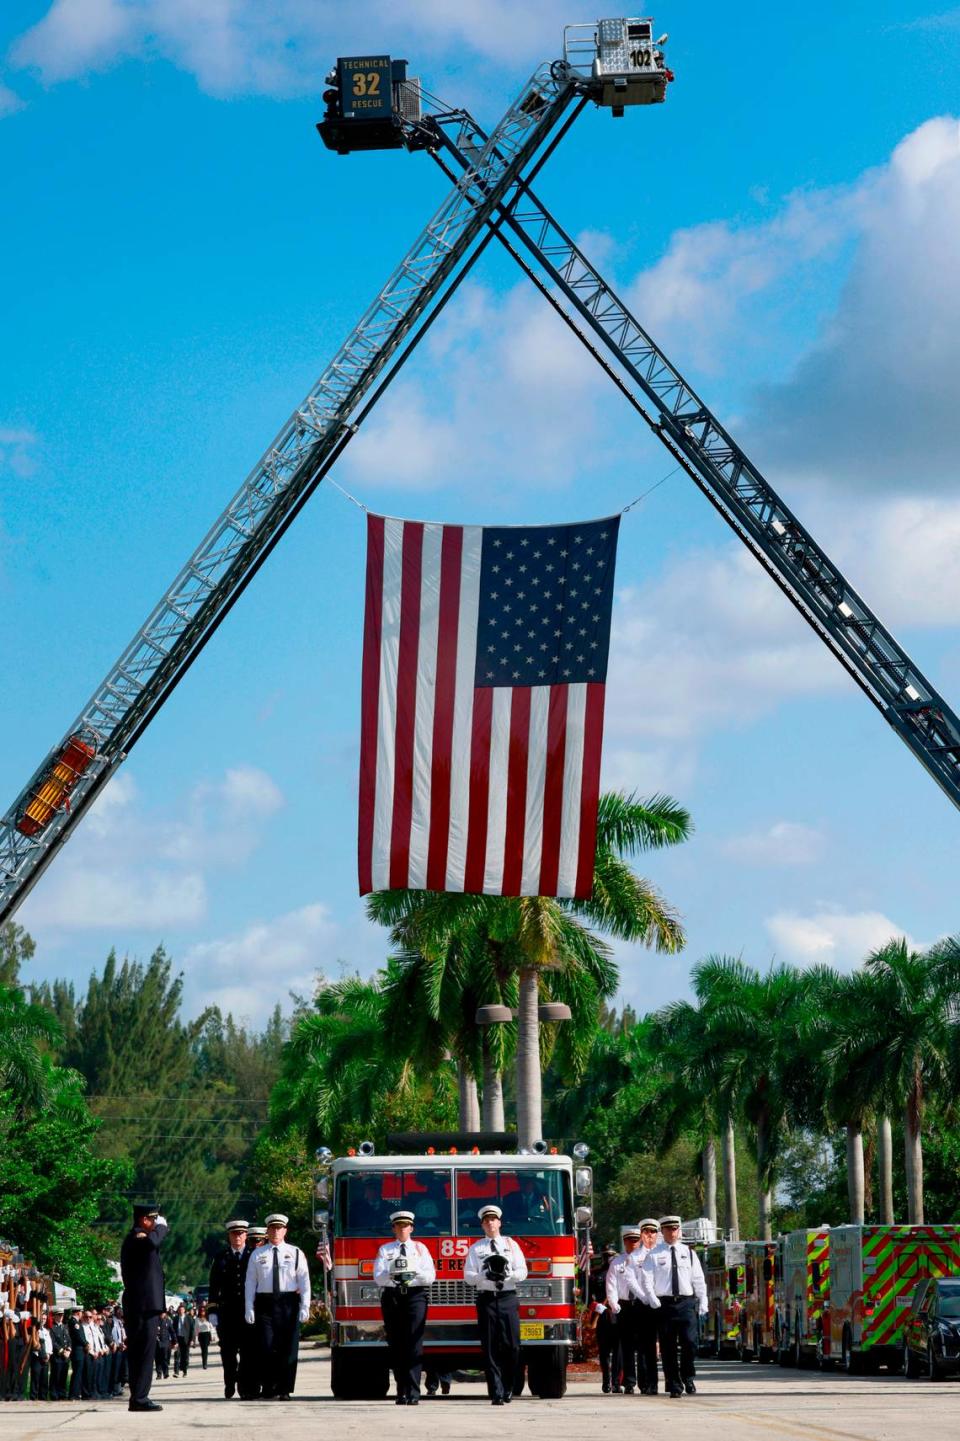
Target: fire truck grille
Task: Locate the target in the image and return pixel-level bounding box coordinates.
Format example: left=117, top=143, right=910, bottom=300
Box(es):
left=429, top=1280, right=472, bottom=1305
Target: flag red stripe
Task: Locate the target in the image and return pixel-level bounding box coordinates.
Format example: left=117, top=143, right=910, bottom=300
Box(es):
left=501, top=687, right=532, bottom=896
left=538, top=684, right=568, bottom=896
left=426, top=526, right=463, bottom=891
left=389, top=521, right=424, bottom=890
left=575, top=682, right=606, bottom=898
left=463, top=687, right=493, bottom=893
left=358, top=513, right=385, bottom=895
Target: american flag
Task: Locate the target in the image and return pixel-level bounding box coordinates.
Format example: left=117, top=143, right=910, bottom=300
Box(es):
left=358, top=513, right=620, bottom=898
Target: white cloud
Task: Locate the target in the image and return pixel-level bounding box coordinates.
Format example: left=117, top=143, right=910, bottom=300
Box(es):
left=183, top=902, right=337, bottom=1023
left=343, top=280, right=609, bottom=498
left=602, top=542, right=847, bottom=789
left=10, top=0, right=560, bottom=96
left=0, top=426, right=38, bottom=477
left=766, top=907, right=922, bottom=969
left=749, top=117, right=960, bottom=490
left=0, top=84, right=25, bottom=116
left=721, top=821, right=824, bottom=867
left=20, top=762, right=283, bottom=933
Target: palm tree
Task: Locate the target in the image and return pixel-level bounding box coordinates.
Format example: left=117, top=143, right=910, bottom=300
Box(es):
left=0, top=981, right=62, bottom=1111
left=269, top=969, right=457, bottom=1148
left=689, top=957, right=817, bottom=1239
left=368, top=791, right=690, bottom=1147
left=855, top=936, right=960, bottom=1223
left=643, top=1006, right=724, bottom=1228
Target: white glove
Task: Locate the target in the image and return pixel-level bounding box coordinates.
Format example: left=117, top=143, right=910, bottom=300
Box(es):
left=244, top=1312, right=254, bottom=1326
left=594, top=1303, right=606, bottom=1315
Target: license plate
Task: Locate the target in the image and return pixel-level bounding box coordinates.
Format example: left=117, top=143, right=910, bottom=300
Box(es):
left=520, top=1323, right=544, bottom=1340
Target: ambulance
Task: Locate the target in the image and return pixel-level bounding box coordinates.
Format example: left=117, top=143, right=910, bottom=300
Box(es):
left=738, top=1240, right=779, bottom=1362
left=775, top=1228, right=829, bottom=1367
left=824, top=1224, right=960, bottom=1372
left=703, top=1240, right=746, bottom=1357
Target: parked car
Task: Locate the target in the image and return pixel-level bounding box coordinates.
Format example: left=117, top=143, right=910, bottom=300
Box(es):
left=903, top=1277, right=960, bottom=1380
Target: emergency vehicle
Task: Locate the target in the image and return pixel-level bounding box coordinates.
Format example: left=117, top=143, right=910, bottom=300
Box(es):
left=703, top=1240, right=746, bottom=1357
left=775, top=1228, right=829, bottom=1368
left=738, top=1241, right=779, bottom=1362
left=314, top=1135, right=593, bottom=1399
left=824, top=1224, right=960, bottom=1373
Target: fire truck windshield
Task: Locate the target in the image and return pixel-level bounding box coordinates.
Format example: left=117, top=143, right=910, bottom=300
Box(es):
left=337, top=1168, right=453, bottom=1236
left=456, top=1168, right=570, bottom=1237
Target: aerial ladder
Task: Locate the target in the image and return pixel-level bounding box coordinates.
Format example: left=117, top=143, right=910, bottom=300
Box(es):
left=2, top=18, right=958, bottom=925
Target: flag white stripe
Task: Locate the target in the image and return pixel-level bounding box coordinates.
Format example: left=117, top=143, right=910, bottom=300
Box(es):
left=483, top=688, right=513, bottom=893
left=444, top=526, right=482, bottom=892
left=406, top=524, right=443, bottom=890
left=520, top=685, right=550, bottom=894
left=371, top=518, right=404, bottom=891
left=556, top=682, right=587, bottom=897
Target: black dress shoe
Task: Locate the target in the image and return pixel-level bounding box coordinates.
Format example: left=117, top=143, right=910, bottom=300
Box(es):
left=225, top=1384, right=236, bottom=1399
left=668, top=1386, right=684, bottom=1398
left=684, top=1381, right=697, bottom=1395
left=395, top=1395, right=408, bottom=1405
left=426, top=1388, right=438, bottom=1397
left=492, top=1396, right=505, bottom=1406
left=129, top=1400, right=163, bottom=1411
left=408, top=1395, right=420, bottom=1405
left=611, top=1385, right=622, bottom=1393
left=624, top=1385, right=636, bottom=1395
left=602, top=1381, right=611, bottom=1394
left=441, top=1383, right=450, bottom=1395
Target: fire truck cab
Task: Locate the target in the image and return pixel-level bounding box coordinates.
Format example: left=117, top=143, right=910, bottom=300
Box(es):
left=317, top=1139, right=590, bottom=1399
left=775, top=1228, right=830, bottom=1368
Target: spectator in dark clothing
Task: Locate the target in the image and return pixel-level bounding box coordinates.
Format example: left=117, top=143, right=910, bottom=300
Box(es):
left=155, top=1313, right=175, bottom=1379
left=174, top=1304, right=197, bottom=1375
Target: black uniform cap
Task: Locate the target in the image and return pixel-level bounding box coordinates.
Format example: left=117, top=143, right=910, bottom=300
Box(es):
left=132, top=1201, right=161, bottom=1221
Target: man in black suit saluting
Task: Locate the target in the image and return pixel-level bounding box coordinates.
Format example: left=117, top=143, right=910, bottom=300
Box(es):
left=121, top=1202, right=168, bottom=1412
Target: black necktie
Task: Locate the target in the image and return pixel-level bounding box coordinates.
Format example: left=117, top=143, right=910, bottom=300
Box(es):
left=671, top=1246, right=680, bottom=1298
left=272, top=1247, right=281, bottom=1298
left=491, top=1240, right=499, bottom=1254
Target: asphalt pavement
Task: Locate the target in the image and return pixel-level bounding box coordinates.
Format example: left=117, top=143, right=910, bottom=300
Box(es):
left=4, top=1349, right=959, bottom=1440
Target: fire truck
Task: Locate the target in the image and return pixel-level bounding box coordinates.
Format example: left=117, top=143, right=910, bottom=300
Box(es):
left=775, top=1228, right=830, bottom=1368
left=313, top=1134, right=593, bottom=1399
left=824, top=1224, right=960, bottom=1373
left=738, top=1241, right=780, bottom=1362
left=703, top=1241, right=746, bottom=1357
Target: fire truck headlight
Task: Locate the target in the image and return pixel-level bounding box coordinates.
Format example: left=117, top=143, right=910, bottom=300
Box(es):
left=314, top=1210, right=329, bottom=1226
left=576, top=1205, right=593, bottom=1226
left=573, top=1142, right=590, bottom=1161
left=315, top=1146, right=333, bottom=1163
left=575, top=1167, right=593, bottom=1196
left=532, top=1139, right=548, bottom=1155
left=358, top=1140, right=376, bottom=1156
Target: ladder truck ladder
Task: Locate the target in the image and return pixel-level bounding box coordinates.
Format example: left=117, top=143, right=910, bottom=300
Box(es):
left=0, top=58, right=586, bottom=925
left=420, top=110, right=960, bottom=812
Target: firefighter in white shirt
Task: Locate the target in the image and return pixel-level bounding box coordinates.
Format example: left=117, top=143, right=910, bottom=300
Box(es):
left=631, top=1218, right=663, bottom=1393
left=373, top=1210, right=437, bottom=1405
left=463, top=1204, right=528, bottom=1406
left=605, top=1226, right=660, bottom=1394
left=244, top=1213, right=311, bottom=1400
left=642, top=1215, right=708, bottom=1398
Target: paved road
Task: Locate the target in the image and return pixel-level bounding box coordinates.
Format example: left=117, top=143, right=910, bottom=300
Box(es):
left=6, top=1351, right=959, bottom=1440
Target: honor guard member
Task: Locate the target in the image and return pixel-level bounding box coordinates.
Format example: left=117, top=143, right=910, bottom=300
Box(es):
left=373, top=1209, right=437, bottom=1404
left=463, top=1204, right=528, bottom=1406
left=606, top=1227, right=660, bottom=1394
left=642, top=1215, right=708, bottom=1398
left=120, top=1201, right=168, bottom=1412
left=631, top=1219, right=662, bottom=1393
left=49, top=1307, right=71, bottom=1400
left=589, top=1245, right=622, bottom=1393
left=244, top=1212, right=311, bottom=1400
left=209, top=1220, right=254, bottom=1399
left=247, top=1226, right=268, bottom=1248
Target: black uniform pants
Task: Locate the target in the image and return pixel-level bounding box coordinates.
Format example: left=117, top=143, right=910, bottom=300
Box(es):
left=155, top=1343, right=170, bottom=1378
left=635, top=1303, right=660, bottom=1391
left=657, top=1296, right=698, bottom=1391
left=381, top=1286, right=428, bottom=1398
left=616, top=1301, right=639, bottom=1388
left=69, top=1349, right=85, bottom=1398
left=199, top=1334, right=210, bottom=1367
left=254, top=1292, right=300, bottom=1397
left=475, top=1290, right=520, bottom=1401
left=124, top=1311, right=160, bottom=1406
left=50, top=1355, right=69, bottom=1399
left=597, top=1308, right=623, bottom=1389
left=217, top=1317, right=255, bottom=1396
left=30, top=1353, right=49, bottom=1400
left=177, top=1338, right=190, bottom=1373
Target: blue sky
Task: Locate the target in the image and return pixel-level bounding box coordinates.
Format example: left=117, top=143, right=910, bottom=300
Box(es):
left=3, top=1, right=960, bottom=1024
